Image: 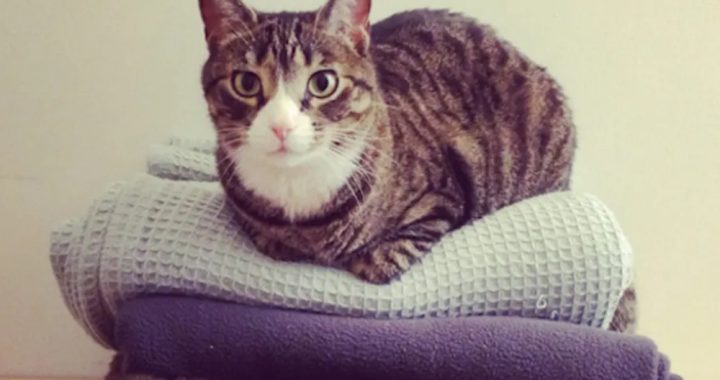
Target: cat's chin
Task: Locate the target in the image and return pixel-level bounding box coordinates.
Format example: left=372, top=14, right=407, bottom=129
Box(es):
left=261, top=149, right=322, bottom=169
left=264, top=152, right=312, bottom=168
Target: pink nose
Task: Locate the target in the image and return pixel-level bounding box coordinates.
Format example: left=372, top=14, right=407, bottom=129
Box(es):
left=272, top=125, right=292, bottom=141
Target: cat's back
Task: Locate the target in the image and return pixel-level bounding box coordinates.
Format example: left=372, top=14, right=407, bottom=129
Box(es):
left=370, top=9, right=576, bottom=213
left=370, top=9, right=545, bottom=105
left=370, top=9, right=506, bottom=76
left=371, top=9, right=487, bottom=49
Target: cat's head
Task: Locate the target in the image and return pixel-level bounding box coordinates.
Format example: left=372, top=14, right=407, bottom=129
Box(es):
left=200, top=0, right=379, bottom=172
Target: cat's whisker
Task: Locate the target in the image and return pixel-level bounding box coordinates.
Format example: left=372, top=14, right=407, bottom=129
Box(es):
left=344, top=169, right=366, bottom=205
left=322, top=117, right=383, bottom=202
left=348, top=175, right=366, bottom=203
left=215, top=153, right=235, bottom=167
left=324, top=149, right=365, bottom=204
left=214, top=145, right=244, bottom=181
left=217, top=155, right=240, bottom=181
left=218, top=137, right=245, bottom=150
left=349, top=166, right=374, bottom=192
left=331, top=133, right=399, bottom=168
left=327, top=146, right=376, bottom=190
left=219, top=162, right=235, bottom=182
left=218, top=129, right=242, bottom=137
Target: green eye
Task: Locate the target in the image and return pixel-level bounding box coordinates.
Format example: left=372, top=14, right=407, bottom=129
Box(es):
left=232, top=71, right=262, bottom=97
left=308, top=70, right=339, bottom=98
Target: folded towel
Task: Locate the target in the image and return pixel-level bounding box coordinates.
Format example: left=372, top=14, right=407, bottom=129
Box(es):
left=146, top=144, right=218, bottom=182
left=50, top=140, right=633, bottom=348
left=148, top=140, right=639, bottom=334
left=145, top=139, right=219, bottom=182
left=113, top=297, right=679, bottom=380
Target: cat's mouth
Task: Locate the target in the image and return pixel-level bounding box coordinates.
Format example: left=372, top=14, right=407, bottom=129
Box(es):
left=260, top=134, right=335, bottom=168
left=264, top=146, right=321, bottom=168
left=273, top=145, right=289, bottom=154
left=245, top=131, right=334, bottom=169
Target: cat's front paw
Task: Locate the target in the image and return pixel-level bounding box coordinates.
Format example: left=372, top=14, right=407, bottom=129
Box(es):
left=347, top=240, right=422, bottom=284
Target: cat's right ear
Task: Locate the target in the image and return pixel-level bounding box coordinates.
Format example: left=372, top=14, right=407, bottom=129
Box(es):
left=317, top=0, right=372, bottom=54
left=199, top=0, right=257, bottom=44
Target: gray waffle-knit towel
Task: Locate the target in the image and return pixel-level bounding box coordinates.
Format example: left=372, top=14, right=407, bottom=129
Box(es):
left=50, top=139, right=633, bottom=348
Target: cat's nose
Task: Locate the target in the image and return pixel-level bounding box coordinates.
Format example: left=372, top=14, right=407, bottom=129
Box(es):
left=271, top=125, right=292, bottom=141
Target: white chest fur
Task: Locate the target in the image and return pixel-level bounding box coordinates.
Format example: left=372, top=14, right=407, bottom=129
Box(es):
left=233, top=150, right=360, bottom=220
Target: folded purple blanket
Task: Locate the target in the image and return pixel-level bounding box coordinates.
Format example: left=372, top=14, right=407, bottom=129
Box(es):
left=115, top=297, right=680, bottom=380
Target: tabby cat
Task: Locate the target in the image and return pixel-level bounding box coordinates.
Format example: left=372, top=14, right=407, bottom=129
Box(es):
left=201, top=0, right=576, bottom=284
left=106, top=1, right=645, bottom=376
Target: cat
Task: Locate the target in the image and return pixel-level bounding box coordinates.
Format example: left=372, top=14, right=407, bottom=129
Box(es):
left=201, top=0, right=576, bottom=284
left=106, top=1, right=643, bottom=376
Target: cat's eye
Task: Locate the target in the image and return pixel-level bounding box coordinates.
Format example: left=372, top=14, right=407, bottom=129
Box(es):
left=231, top=71, right=262, bottom=97
left=308, top=70, right=339, bottom=99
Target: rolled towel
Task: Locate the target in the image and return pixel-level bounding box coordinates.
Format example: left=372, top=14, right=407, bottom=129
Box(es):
left=146, top=144, right=217, bottom=182
left=146, top=138, right=219, bottom=181
left=114, top=297, right=680, bottom=380
left=50, top=173, right=633, bottom=348
left=164, top=136, right=217, bottom=154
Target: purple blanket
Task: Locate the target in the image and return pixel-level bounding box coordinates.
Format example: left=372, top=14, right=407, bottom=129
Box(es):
left=114, top=297, right=680, bottom=380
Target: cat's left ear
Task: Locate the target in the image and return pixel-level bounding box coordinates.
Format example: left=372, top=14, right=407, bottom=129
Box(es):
left=318, top=0, right=372, bottom=54
left=199, top=0, right=257, bottom=46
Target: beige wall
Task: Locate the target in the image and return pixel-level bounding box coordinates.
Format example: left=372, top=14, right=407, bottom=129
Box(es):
left=1, top=0, right=718, bottom=378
